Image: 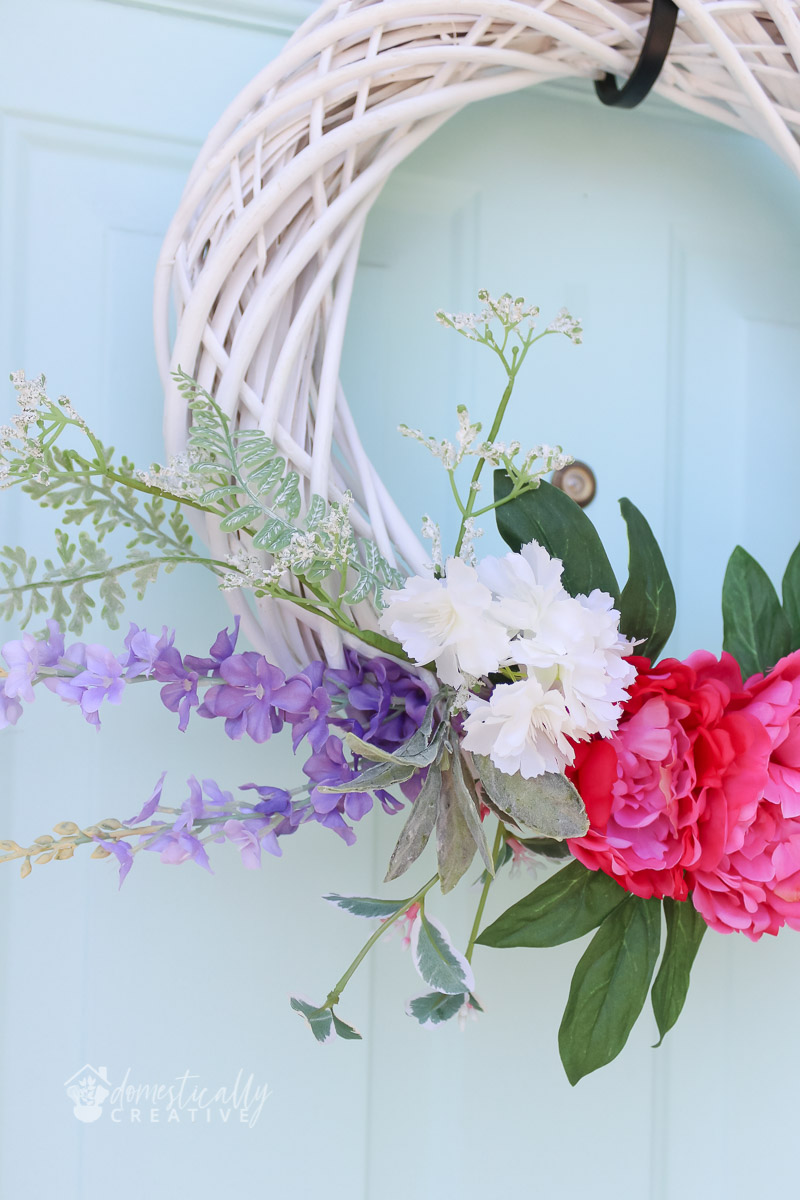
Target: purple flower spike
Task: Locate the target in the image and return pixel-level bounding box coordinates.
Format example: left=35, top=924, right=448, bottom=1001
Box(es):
left=276, top=664, right=332, bottom=752
left=69, top=645, right=126, bottom=714
left=154, top=648, right=199, bottom=732
left=146, top=830, right=212, bottom=873
left=173, top=776, right=205, bottom=832
left=93, top=837, right=134, bottom=888
left=223, top=819, right=282, bottom=869
left=2, top=619, right=65, bottom=702
left=184, top=617, right=241, bottom=675
left=239, top=784, right=293, bottom=818
left=0, top=690, right=23, bottom=730
left=314, top=809, right=357, bottom=846
left=200, top=652, right=285, bottom=743
left=121, top=624, right=174, bottom=680
left=126, top=772, right=167, bottom=825
left=45, top=642, right=122, bottom=728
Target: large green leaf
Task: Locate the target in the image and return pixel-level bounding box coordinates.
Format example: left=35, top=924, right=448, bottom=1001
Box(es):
left=618, top=497, right=676, bottom=661
left=651, top=898, right=707, bottom=1047
left=558, top=897, right=661, bottom=1085
left=494, top=472, right=619, bottom=602
left=476, top=860, right=627, bottom=949
left=722, top=546, right=791, bottom=679
left=782, top=540, right=800, bottom=650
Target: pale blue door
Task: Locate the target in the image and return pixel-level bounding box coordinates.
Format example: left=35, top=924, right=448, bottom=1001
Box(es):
left=1, top=3, right=799, bottom=1198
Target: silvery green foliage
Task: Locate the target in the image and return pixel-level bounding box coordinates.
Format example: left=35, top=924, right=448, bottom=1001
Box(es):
left=473, top=753, right=589, bottom=840
left=0, top=373, right=200, bottom=632
left=177, top=371, right=405, bottom=609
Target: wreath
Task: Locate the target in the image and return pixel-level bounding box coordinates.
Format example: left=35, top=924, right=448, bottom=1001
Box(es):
left=4, top=287, right=799, bottom=1082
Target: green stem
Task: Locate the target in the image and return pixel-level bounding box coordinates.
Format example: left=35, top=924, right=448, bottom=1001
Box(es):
left=0, top=554, right=232, bottom=597
left=465, top=821, right=505, bottom=963
left=453, top=374, right=517, bottom=557
left=324, top=874, right=439, bottom=1009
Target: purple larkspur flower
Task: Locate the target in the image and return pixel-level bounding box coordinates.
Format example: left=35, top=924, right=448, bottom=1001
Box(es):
left=276, top=661, right=332, bottom=751
left=0, top=690, right=23, bottom=730
left=239, top=784, right=303, bottom=838
left=154, top=648, right=199, bottom=732
left=183, top=618, right=240, bottom=675
left=45, top=642, right=124, bottom=727
left=2, top=619, right=65, bottom=702
left=127, top=771, right=167, bottom=825
left=199, top=652, right=285, bottom=743
left=121, top=624, right=174, bottom=680
left=145, top=829, right=212, bottom=872
left=223, top=819, right=281, bottom=868
left=326, top=650, right=430, bottom=752
left=93, top=837, right=133, bottom=888
left=304, top=735, right=373, bottom=823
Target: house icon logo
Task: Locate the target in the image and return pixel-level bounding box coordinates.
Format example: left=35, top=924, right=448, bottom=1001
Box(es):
left=64, top=1065, right=111, bottom=1123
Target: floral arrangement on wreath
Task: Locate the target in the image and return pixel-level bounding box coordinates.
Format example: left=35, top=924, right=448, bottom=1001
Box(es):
left=2, top=290, right=799, bottom=1084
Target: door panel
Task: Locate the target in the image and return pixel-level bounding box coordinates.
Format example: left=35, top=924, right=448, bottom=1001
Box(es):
left=2, top=4, right=800, bottom=1198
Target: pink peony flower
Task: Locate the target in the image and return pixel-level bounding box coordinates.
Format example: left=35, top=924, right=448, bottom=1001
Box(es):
left=567, top=652, right=772, bottom=902
left=690, top=651, right=800, bottom=939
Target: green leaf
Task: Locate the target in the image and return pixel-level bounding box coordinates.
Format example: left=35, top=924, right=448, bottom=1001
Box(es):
left=331, top=1012, right=362, bottom=1041
left=651, top=898, right=707, bottom=1047
left=472, top=755, right=588, bottom=841
left=516, top=837, right=572, bottom=860
left=406, top=991, right=466, bottom=1027
left=722, top=546, right=791, bottom=678
left=289, top=997, right=333, bottom=1044
left=477, top=859, right=627, bottom=949
left=782, top=540, right=800, bottom=650
left=410, top=911, right=475, bottom=996
left=342, top=569, right=374, bottom=606
left=384, top=764, right=440, bottom=882
left=219, top=505, right=261, bottom=532
left=324, top=894, right=408, bottom=920
left=494, top=472, right=619, bottom=602
left=558, top=897, right=662, bottom=1085
left=618, top=497, right=676, bottom=661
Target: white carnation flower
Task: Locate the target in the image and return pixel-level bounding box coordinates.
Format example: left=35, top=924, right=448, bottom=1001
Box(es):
left=462, top=677, right=576, bottom=778
left=465, top=540, right=637, bottom=776
left=379, top=557, right=511, bottom=686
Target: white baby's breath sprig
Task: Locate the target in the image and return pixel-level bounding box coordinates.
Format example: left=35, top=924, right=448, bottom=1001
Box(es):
left=458, top=517, right=483, bottom=566
left=421, top=515, right=443, bottom=573
left=546, top=308, right=583, bottom=344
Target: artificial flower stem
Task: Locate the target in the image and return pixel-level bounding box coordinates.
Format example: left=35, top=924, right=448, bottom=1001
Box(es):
left=464, top=821, right=505, bottom=963
left=324, top=874, right=439, bottom=1009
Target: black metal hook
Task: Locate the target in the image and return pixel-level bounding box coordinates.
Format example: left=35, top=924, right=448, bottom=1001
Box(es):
left=595, top=0, right=679, bottom=109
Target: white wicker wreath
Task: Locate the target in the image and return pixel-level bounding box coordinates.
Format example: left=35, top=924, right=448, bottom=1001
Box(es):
left=154, top=0, right=800, bottom=671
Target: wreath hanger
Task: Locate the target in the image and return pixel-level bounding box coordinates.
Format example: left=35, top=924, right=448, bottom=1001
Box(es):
left=595, top=0, right=680, bottom=109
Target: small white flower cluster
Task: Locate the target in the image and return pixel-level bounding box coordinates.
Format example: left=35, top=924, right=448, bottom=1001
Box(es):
left=435, top=290, right=540, bottom=341
left=136, top=451, right=205, bottom=498
left=379, top=542, right=637, bottom=780
left=400, top=406, right=573, bottom=485
left=421, top=515, right=443, bottom=572
left=546, top=308, right=583, bottom=345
